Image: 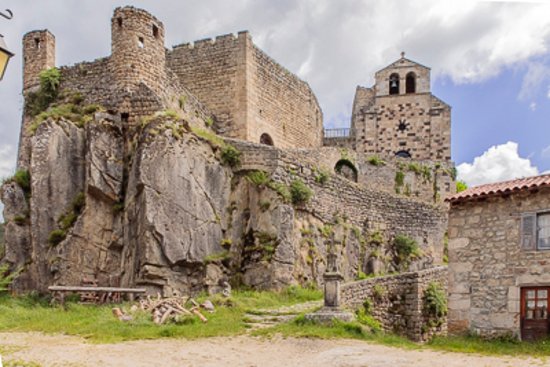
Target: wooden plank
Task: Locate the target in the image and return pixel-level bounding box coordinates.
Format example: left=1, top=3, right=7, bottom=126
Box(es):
left=48, top=286, right=147, bottom=293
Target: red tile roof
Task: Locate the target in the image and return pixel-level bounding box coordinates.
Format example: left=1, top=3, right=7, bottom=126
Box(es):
left=447, top=174, right=550, bottom=204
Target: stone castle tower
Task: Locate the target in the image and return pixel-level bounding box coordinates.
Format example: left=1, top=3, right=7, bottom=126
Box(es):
left=111, top=7, right=166, bottom=96
left=22, top=30, right=56, bottom=93
left=350, top=53, right=451, bottom=162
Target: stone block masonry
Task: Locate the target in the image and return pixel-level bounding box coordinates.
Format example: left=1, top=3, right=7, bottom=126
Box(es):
left=341, top=266, right=448, bottom=341
left=448, top=186, right=550, bottom=338
left=167, top=32, right=323, bottom=148
left=230, top=139, right=448, bottom=265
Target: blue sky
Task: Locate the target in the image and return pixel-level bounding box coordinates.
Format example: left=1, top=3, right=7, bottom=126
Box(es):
left=0, top=0, right=549, bottom=206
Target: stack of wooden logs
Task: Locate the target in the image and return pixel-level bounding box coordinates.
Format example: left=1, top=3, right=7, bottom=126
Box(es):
left=113, top=294, right=211, bottom=324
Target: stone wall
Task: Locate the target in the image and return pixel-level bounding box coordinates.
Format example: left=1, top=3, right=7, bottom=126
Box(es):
left=341, top=266, right=448, bottom=341
left=230, top=139, right=448, bottom=265
left=167, top=33, right=246, bottom=139
left=349, top=57, right=451, bottom=162
left=22, top=30, right=56, bottom=92
left=247, top=44, right=323, bottom=149
left=168, top=32, right=323, bottom=148
left=447, top=187, right=550, bottom=338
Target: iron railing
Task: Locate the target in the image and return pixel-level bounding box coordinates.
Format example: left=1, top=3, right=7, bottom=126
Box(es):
left=324, top=128, right=354, bottom=139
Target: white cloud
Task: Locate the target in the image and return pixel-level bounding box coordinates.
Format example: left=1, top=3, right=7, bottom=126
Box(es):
left=542, top=145, right=550, bottom=159
left=529, top=102, right=537, bottom=111
left=457, top=142, right=539, bottom=187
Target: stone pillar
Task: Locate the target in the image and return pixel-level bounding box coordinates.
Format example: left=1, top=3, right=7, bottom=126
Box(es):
left=324, top=252, right=344, bottom=308
left=306, top=238, right=354, bottom=323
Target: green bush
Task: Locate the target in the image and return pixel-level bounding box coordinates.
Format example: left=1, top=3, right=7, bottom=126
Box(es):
left=356, top=271, right=368, bottom=280
left=356, top=308, right=381, bottom=332
left=267, top=182, right=291, bottom=202
left=407, top=162, right=422, bottom=174
left=314, top=169, right=330, bottom=185
left=289, top=179, right=313, bottom=205
left=393, top=234, right=422, bottom=268
left=48, top=229, right=67, bottom=246
left=246, top=170, right=271, bottom=187
left=367, top=156, right=386, bottom=166
left=456, top=180, right=468, bottom=193
left=5, top=169, right=32, bottom=199
left=25, top=68, right=61, bottom=117
left=204, top=250, right=232, bottom=264
left=424, top=281, right=448, bottom=319
left=220, top=145, right=241, bottom=167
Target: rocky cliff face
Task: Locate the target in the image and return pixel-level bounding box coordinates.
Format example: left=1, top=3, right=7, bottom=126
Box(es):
left=1, top=109, right=446, bottom=295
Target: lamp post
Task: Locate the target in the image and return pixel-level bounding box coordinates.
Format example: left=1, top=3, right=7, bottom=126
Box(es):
left=0, top=9, right=14, bottom=81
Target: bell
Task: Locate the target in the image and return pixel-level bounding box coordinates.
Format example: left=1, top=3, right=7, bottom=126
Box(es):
left=390, top=80, right=397, bottom=88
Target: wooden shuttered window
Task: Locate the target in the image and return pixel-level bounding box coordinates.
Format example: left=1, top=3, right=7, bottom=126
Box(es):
left=521, top=213, right=537, bottom=251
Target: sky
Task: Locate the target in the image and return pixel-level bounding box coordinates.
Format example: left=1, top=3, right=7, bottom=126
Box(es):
left=0, top=0, right=549, bottom=206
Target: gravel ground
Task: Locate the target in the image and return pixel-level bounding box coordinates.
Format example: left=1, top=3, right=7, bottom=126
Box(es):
left=1, top=332, right=548, bottom=367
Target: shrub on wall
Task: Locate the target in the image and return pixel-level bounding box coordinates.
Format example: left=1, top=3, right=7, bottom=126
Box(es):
left=423, top=281, right=448, bottom=325
left=220, top=145, right=241, bottom=167
left=393, top=234, right=422, bottom=269
left=25, top=68, right=61, bottom=117
left=289, top=179, right=313, bottom=205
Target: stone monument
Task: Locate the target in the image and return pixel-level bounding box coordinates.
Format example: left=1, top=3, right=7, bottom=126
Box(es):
left=305, top=237, right=355, bottom=323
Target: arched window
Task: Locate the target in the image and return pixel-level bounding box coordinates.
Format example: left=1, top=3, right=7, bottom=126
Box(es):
left=406, top=72, right=416, bottom=94
left=395, top=150, right=411, bottom=159
left=389, top=73, right=400, bottom=95
left=335, top=159, right=358, bottom=182
left=260, top=133, right=274, bottom=146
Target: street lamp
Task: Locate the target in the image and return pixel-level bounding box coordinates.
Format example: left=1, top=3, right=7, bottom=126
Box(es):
left=0, top=9, right=14, bottom=81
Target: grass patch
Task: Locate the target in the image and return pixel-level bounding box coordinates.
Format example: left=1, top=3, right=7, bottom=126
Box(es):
left=0, top=286, right=322, bottom=344
left=253, top=316, right=416, bottom=349
left=428, top=334, right=550, bottom=357
left=191, top=126, right=225, bottom=147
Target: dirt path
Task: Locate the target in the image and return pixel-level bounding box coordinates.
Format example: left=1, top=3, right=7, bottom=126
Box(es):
left=1, top=332, right=548, bottom=367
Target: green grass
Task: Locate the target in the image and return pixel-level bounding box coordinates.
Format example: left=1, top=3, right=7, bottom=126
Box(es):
left=428, top=335, right=550, bottom=357
left=0, top=287, right=322, bottom=344
left=253, top=316, right=417, bottom=349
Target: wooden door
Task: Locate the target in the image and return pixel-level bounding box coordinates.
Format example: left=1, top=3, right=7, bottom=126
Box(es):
left=521, top=287, right=549, bottom=341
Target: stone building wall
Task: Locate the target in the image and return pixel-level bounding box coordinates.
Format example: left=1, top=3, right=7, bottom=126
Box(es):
left=230, top=139, right=448, bottom=264
left=111, top=6, right=167, bottom=97
left=167, top=32, right=323, bottom=148
left=247, top=45, right=323, bottom=148
left=349, top=57, right=451, bottom=162
left=22, top=30, right=56, bottom=92
left=167, top=33, right=246, bottom=139
left=447, top=187, right=550, bottom=338
left=341, top=266, right=448, bottom=341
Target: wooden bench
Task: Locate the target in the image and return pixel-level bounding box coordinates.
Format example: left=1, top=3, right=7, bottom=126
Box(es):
left=48, top=286, right=147, bottom=305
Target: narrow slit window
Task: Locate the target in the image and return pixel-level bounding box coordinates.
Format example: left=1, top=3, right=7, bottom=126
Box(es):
left=153, top=25, right=159, bottom=39
left=34, top=38, right=41, bottom=49
left=117, top=17, right=123, bottom=28
left=138, top=37, right=144, bottom=49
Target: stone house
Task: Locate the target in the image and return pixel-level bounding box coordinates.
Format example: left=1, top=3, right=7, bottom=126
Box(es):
left=447, top=174, right=550, bottom=340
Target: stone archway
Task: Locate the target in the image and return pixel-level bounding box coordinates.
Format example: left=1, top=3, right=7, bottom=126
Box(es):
left=334, top=159, right=358, bottom=182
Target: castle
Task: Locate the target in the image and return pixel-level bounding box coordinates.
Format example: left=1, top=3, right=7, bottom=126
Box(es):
left=2, top=6, right=453, bottom=332
left=19, top=7, right=451, bottom=172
